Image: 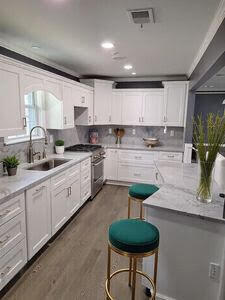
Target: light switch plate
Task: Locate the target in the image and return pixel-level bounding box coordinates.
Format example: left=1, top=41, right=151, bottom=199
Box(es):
left=170, top=130, right=174, bottom=137
left=132, top=129, right=136, bottom=135
left=209, top=263, right=221, bottom=281
left=109, top=128, right=112, bottom=134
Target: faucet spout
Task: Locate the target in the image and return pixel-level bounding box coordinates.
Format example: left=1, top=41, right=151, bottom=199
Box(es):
left=28, top=126, right=48, bottom=163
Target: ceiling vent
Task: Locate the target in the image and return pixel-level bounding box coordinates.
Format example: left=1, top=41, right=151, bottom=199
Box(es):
left=127, top=8, right=155, bottom=25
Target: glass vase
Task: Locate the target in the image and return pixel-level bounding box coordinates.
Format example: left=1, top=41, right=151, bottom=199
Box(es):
left=196, top=161, right=215, bottom=203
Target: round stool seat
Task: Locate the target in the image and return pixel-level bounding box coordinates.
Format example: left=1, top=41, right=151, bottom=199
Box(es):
left=109, top=219, right=159, bottom=254
left=129, top=183, right=159, bottom=200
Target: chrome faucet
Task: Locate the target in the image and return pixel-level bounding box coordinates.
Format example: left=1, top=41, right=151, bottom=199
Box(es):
left=28, top=126, right=48, bottom=163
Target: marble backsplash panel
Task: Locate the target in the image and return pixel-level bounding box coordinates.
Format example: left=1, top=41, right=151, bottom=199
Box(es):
left=92, top=126, right=184, bottom=147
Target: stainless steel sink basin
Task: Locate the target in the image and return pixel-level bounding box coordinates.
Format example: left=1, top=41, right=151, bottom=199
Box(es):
left=26, top=159, right=71, bottom=171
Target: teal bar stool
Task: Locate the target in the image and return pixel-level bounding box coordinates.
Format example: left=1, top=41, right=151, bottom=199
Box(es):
left=105, top=219, right=159, bottom=300
left=128, top=184, right=159, bottom=220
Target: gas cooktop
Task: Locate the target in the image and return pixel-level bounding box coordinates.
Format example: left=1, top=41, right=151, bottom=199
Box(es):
left=65, top=144, right=102, bottom=152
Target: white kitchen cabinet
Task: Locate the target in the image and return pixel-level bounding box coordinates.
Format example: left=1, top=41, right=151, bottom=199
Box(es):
left=158, top=151, right=183, bottom=162
left=74, top=89, right=94, bottom=126
left=67, top=165, right=81, bottom=217
left=111, top=91, right=122, bottom=124
left=74, top=86, right=88, bottom=108
left=118, top=163, right=156, bottom=184
left=105, top=149, right=118, bottom=181
left=62, top=82, right=75, bottom=128
left=26, top=180, right=51, bottom=259
left=162, top=81, right=188, bottom=127
left=80, top=158, right=91, bottom=204
left=121, top=92, right=143, bottom=125
left=81, top=79, right=113, bottom=125
left=44, top=77, right=62, bottom=100
left=142, top=90, right=164, bottom=126
left=0, top=60, right=26, bottom=137
left=23, top=70, right=45, bottom=94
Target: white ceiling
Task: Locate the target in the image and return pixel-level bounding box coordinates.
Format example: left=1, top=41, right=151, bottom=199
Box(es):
left=0, top=0, right=221, bottom=78
left=198, top=65, right=225, bottom=92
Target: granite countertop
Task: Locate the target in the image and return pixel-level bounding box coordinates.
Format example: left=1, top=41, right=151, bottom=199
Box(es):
left=144, top=161, right=225, bottom=224
left=102, top=144, right=184, bottom=153
left=0, top=152, right=91, bottom=205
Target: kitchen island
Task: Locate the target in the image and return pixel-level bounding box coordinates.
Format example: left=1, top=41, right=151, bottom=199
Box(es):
left=143, top=161, right=225, bottom=300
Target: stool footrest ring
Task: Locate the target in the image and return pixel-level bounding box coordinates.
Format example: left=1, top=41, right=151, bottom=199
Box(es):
left=105, top=267, right=156, bottom=300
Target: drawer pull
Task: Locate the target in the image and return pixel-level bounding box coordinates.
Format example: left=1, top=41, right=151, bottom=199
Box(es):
left=134, top=156, right=142, bottom=160
left=1, top=266, right=11, bottom=277
left=134, top=173, right=141, bottom=177
left=155, top=172, right=158, bottom=180
left=0, top=209, right=11, bottom=218
left=0, top=235, right=10, bottom=246
left=167, top=155, right=175, bottom=158
left=35, top=186, right=44, bottom=193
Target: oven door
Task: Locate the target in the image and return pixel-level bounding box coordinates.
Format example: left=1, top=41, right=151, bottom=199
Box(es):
left=92, top=159, right=104, bottom=197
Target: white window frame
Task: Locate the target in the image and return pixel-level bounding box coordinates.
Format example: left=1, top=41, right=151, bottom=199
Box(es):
left=4, top=91, right=46, bottom=145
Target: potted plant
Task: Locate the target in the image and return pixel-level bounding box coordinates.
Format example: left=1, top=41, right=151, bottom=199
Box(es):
left=55, top=140, right=65, bottom=154
left=2, top=155, right=20, bottom=176
left=193, top=113, right=225, bottom=203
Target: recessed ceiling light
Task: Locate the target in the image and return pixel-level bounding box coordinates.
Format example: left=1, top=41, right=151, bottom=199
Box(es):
left=124, top=64, right=133, bottom=70
left=132, top=72, right=136, bottom=75
left=31, top=45, right=40, bottom=50
left=101, top=42, right=114, bottom=49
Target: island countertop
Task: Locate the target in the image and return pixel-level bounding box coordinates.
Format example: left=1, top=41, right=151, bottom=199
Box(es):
left=143, top=161, right=225, bottom=224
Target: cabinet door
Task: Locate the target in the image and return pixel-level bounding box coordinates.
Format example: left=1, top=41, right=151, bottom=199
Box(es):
left=51, top=185, right=68, bottom=235
left=111, top=92, right=122, bottom=124
left=121, top=92, right=142, bottom=125
left=44, top=77, right=62, bottom=100
left=26, top=180, right=51, bottom=259
left=67, top=177, right=81, bottom=217
left=87, top=90, right=94, bottom=125
left=63, top=82, right=75, bottom=128
left=142, top=91, right=164, bottom=126
left=94, top=82, right=112, bottom=124
left=0, top=61, right=25, bottom=136
left=163, top=83, right=187, bottom=126
left=106, top=149, right=118, bottom=180
left=23, top=70, right=45, bottom=94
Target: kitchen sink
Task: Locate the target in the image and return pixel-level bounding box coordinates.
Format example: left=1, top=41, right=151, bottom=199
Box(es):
left=26, top=159, right=71, bottom=171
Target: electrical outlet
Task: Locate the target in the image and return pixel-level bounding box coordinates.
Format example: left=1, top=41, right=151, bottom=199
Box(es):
left=170, top=130, right=174, bottom=137
left=49, top=135, right=53, bottom=143
left=109, top=128, right=112, bottom=134
left=209, top=263, right=221, bottom=281
left=132, top=129, right=136, bottom=135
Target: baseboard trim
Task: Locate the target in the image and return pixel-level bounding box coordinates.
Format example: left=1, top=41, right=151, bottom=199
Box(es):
left=156, top=293, right=176, bottom=300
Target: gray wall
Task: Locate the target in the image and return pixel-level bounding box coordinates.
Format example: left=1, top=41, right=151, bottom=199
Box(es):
left=194, top=93, right=225, bottom=119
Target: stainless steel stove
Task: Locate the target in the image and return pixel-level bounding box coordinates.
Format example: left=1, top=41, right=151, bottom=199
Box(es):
left=65, top=144, right=105, bottom=199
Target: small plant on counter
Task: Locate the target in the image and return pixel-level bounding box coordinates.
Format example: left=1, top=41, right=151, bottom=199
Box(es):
left=2, top=155, right=20, bottom=176
left=193, top=113, right=225, bottom=203
left=55, top=139, right=65, bottom=154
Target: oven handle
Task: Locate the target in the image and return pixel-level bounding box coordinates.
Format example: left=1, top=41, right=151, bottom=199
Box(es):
left=92, top=159, right=104, bottom=167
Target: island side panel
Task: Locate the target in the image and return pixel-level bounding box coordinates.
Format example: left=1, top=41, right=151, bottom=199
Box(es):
left=143, top=207, right=225, bottom=300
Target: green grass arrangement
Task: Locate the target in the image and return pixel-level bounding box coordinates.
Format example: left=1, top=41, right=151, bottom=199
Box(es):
left=193, top=113, right=225, bottom=202
left=55, top=140, right=64, bottom=146
left=2, top=155, right=20, bottom=168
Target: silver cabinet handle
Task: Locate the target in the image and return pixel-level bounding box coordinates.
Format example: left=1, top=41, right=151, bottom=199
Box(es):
left=23, top=117, right=27, bottom=128
left=64, top=116, right=67, bottom=125
left=67, top=187, right=70, bottom=197
left=168, top=155, right=175, bottom=158
left=1, top=266, right=11, bottom=277
left=81, top=96, right=85, bottom=104
left=163, top=116, right=167, bottom=122
left=134, top=156, right=142, bottom=159
left=0, top=235, right=10, bottom=246
left=109, top=116, right=111, bottom=122
left=139, top=117, right=141, bottom=122
left=35, top=186, right=44, bottom=193
left=155, top=172, right=158, bottom=181
left=94, top=115, right=97, bottom=122
left=134, top=173, right=141, bottom=177
left=142, top=117, right=144, bottom=122
left=88, top=116, right=91, bottom=122
left=0, top=209, right=10, bottom=218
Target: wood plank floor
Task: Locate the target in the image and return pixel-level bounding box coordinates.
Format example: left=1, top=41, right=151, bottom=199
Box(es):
left=2, top=185, right=149, bottom=300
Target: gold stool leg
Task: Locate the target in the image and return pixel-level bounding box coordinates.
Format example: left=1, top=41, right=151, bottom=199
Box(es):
left=131, top=258, right=137, bottom=300
left=153, top=249, right=159, bottom=300
left=128, top=196, right=131, bottom=218
left=140, top=201, right=143, bottom=220
left=129, top=257, right=133, bottom=287
left=106, top=245, right=111, bottom=299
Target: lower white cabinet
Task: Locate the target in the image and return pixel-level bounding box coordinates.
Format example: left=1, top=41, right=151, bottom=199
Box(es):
left=67, top=165, right=81, bottom=217
left=80, top=158, right=91, bottom=204
left=0, top=238, right=27, bottom=290
left=26, top=180, right=51, bottom=259
left=158, top=151, right=183, bottom=162
left=118, top=164, right=156, bottom=184
left=105, top=149, right=118, bottom=181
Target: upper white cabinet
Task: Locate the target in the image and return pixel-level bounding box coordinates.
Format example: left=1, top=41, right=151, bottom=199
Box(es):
left=162, top=81, right=188, bottom=127
left=111, top=91, right=122, bottom=125
left=74, top=88, right=94, bottom=126
left=26, top=180, right=51, bottom=259
left=74, top=86, right=88, bottom=108
left=81, top=79, right=113, bottom=125
left=142, top=90, right=164, bottom=126
left=62, top=82, right=75, bottom=128
left=105, top=149, right=118, bottom=181
left=121, top=92, right=143, bottom=125
left=44, top=77, right=62, bottom=100
left=0, top=60, right=26, bottom=137
left=23, top=70, right=44, bottom=94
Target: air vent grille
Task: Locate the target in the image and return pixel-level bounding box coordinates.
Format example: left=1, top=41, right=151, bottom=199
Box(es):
left=128, top=8, right=155, bottom=24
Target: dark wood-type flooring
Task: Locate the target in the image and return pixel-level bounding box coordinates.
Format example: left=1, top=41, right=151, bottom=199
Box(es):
left=2, top=185, right=149, bottom=300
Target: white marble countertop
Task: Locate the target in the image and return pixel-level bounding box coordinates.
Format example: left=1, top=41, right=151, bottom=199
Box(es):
left=102, top=143, right=184, bottom=153
left=0, top=152, right=91, bottom=205
left=144, top=161, right=225, bottom=224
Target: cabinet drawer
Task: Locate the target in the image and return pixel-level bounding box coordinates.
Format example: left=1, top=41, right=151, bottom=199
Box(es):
left=81, top=184, right=91, bottom=204
left=118, top=163, right=156, bottom=184
left=67, top=164, right=80, bottom=181
left=0, top=193, right=25, bottom=226
left=0, top=212, right=26, bottom=259
left=81, top=168, right=91, bottom=183
left=158, top=152, right=183, bottom=162
left=81, top=158, right=91, bottom=171
left=51, top=171, right=67, bottom=190
left=119, top=150, right=158, bottom=165
left=0, top=238, right=27, bottom=290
